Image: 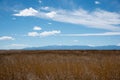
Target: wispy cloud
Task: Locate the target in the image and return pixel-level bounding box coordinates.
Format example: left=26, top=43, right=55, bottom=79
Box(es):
left=87, top=44, right=96, bottom=47
left=73, top=40, right=79, bottom=42
left=41, top=6, right=49, bottom=10
left=28, top=32, right=39, bottom=37
left=46, top=11, right=56, bottom=18
left=28, top=30, right=61, bottom=37
left=10, top=44, right=28, bottom=47
left=13, top=7, right=120, bottom=31
left=61, top=32, right=120, bottom=36
left=39, top=30, right=61, bottom=37
left=117, top=43, right=120, bottom=46
left=0, top=36, right=14, bottom=40
left=33, top=26, right=42, bottom=30
left=48, top=22, right=52, bottom=24
left=6, top=44, right=29, bottom=49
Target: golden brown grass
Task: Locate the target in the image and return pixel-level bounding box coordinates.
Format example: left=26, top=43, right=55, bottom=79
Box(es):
left=0, top=50, right=120, bottom=80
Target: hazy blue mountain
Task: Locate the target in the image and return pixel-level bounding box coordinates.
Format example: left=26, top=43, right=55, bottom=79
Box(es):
left=23, top=45, right=120, bottom=50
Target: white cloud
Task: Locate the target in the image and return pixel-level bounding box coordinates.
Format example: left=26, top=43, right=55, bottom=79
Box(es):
left=41, top=6, right=49, bottom=10
left=0, top=36, right=14, bottom=40
left=87, top=44, right=96, bottom=47
left=28, top=32, right=39, bottom=37
left=10, top=44, right=28, bottom=47
left=39, top=30, right=61, bottom=37
left=95, top=1, right=100, bottom=4
left=117, top=43, right=120, bottom=46
left=28, top=30, right=61, bottom=37
left=33, top=26, right=42, bottom=30
left=13, top=7, right=38, bottom=16
left=14, top=7, right=120, bottom=31
left=46, top=11, right=56, bottom=18
left=61, top=32, right=120, bottom=36
left=6, top=44, right=29, bottom=49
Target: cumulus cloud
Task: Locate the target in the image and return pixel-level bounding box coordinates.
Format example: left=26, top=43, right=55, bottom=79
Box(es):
left=95, top=1, right=100, bottom=4
left=14, top=7, right=120, bottom=31
left=13, top=7, right=38, bottom=16
left=0, top=36, right=14, bottom=40
left=28, top=30, right=61, bottom=37
left=33, top=26, right=42, bottom=30
left=61, top=32, right=120, bottom=36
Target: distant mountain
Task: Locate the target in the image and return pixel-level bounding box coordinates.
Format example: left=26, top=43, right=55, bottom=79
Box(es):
left=23, top=45, right=120, bottom=50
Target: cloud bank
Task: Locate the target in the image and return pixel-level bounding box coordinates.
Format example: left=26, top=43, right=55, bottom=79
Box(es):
left=14, top=7, right=120, bottom=31
left=61, top=32, right=120, bottom=36
left=10, top=44, right=28, bottom=47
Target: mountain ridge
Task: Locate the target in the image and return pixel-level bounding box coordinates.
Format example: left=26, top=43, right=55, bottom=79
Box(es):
left=23, top=45, right=120, bottom=50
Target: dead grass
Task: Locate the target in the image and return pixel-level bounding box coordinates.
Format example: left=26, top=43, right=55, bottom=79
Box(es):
left=0, top=50, right=120, bottom=80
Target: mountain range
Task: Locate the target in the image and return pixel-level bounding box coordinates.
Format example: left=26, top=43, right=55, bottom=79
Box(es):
left=23, top=45, right=120, bottom=50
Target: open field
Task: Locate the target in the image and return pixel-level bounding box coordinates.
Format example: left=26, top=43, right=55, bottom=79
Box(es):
left=0, top=50, right=120, bottom=80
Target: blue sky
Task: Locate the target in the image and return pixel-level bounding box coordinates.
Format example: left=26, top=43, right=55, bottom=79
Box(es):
left=0, top=0, right=120, bottom=49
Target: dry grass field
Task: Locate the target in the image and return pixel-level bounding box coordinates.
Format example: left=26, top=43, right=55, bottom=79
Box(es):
left=0, top=50, right=120, bottom=80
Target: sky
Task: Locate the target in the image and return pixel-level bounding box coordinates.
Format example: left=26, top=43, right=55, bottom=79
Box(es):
left=0, top=0, right=120, bottom=49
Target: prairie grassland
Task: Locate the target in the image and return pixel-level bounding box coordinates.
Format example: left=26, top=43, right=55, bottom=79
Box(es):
left=0, top=50, right=120, bottom=80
